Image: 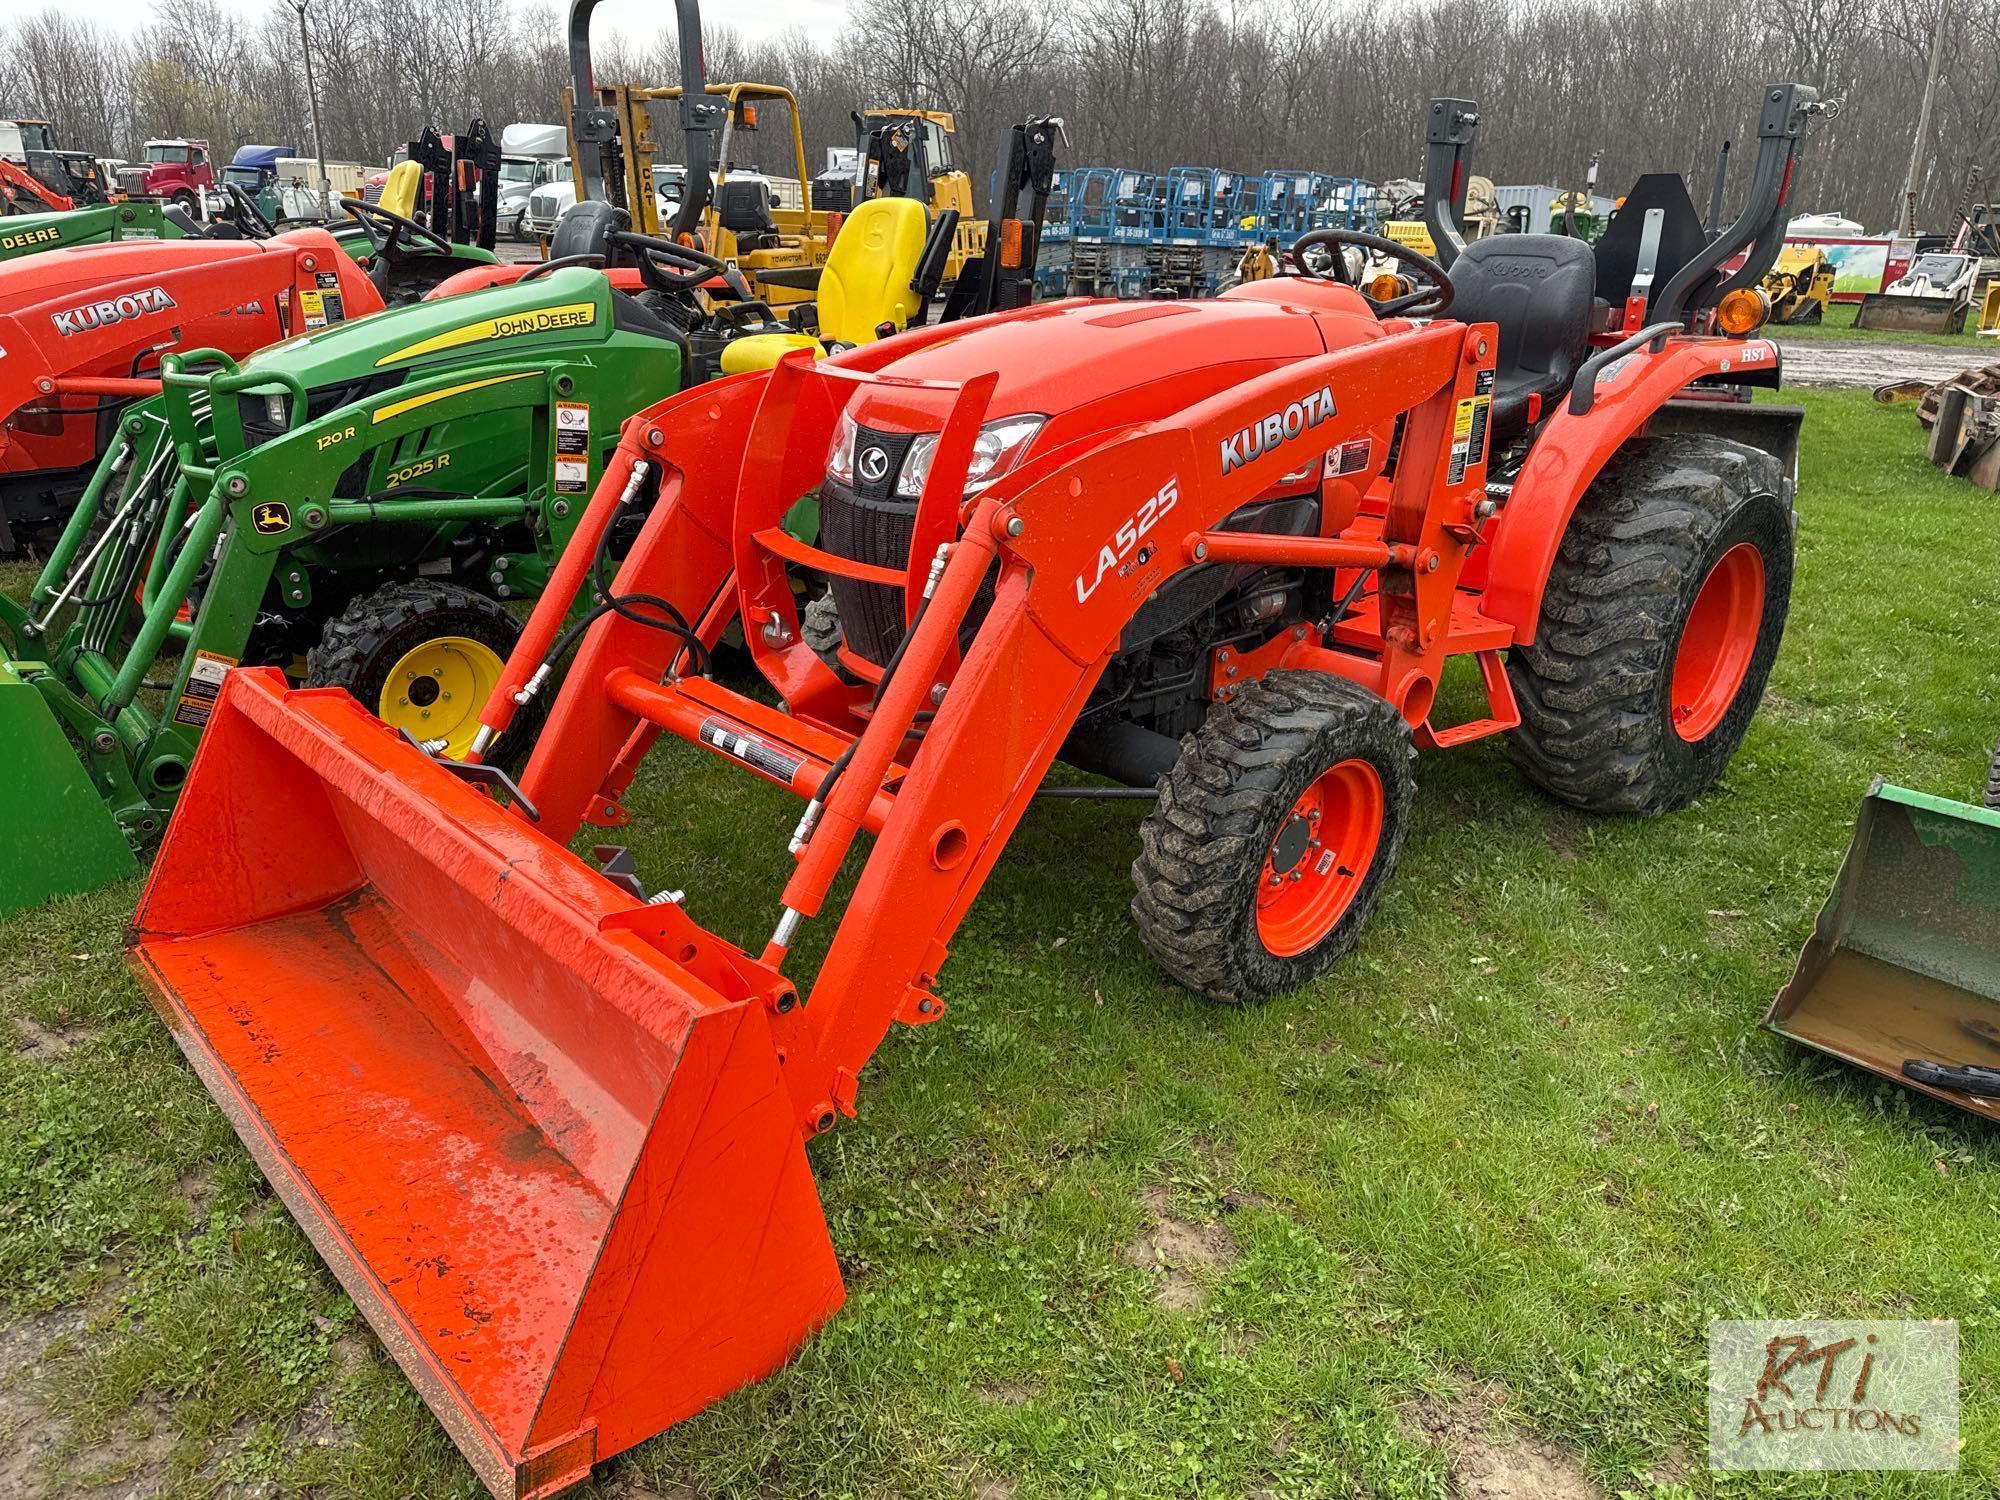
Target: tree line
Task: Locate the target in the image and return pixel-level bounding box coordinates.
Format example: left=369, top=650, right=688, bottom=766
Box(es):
left=0, top=0, right=1993, bottom=232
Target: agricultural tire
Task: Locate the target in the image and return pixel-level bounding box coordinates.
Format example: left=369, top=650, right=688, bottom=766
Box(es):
left=1131, top=671, right=1415, bottom=1003
left=1984, top=736, right=2000, bottom=812
left=305, top=580, right=544, bottom=768
left=1505, top=435, right=1791, bottom=815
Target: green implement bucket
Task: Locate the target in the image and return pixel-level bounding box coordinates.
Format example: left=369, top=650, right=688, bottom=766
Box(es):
left=1766, top=781, right=2000, bottom=1120
left=0, top=660, right=138, bottom=911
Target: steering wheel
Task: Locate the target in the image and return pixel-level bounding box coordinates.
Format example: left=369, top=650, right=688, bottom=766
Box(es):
left=342, top=197, right=456, bottom=262
left=224, top=182, right=277, bottom=239
left=611, top=229, right=755, bottom=301
left=1289, top=228, right=1455, bottom=318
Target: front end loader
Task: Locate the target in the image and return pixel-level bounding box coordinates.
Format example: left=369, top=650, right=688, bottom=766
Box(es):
left=0, top=199, right=191, bottom=261
left=0, top=244, right=712, bottom=915
left=122, top=85, right=1824, bottom=1495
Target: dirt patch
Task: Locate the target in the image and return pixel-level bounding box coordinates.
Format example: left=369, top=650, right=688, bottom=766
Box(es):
left=11, top=1015, right=83, bottom=1059
left=1401, top=1381, right=1600, bottom=1500
left=975, top=1380, right=1038, bottom=1407
left=1775, top=338, right=1984, bottom=390
left=968, top=1477, right=1016, bottom=1500
left=1121, top=1184, right=1238, bottom=1312
left=0, top=1307, right=83, bottom=1498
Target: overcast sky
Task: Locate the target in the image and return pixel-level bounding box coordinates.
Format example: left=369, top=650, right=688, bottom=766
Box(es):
left=0, top=0, right=852, bottom=43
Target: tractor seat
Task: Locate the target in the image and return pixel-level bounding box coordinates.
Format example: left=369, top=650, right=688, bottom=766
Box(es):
left=378, top=159, right=424, bottom=221
left=719, top=197, right=930, bottom=375
left=717, top=179, right=780, bottom=251
left=1447, top=234, right=1596, bottom=443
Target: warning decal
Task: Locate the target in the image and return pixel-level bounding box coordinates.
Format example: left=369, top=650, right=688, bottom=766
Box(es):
left=171, top=649, right=238, bottom=728
left=1332, top=437, right=1372, bottom=476
left=1448, top=394, right=1492, bottom=486
left=699, top=719, right=804, bottom=783
left=554, top=400, right=590, bottom=494
left=298, top=288, right=327, bottom=330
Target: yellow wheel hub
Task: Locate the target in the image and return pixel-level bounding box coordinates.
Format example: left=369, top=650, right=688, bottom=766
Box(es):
left=376, top=636, right=504, bottom=760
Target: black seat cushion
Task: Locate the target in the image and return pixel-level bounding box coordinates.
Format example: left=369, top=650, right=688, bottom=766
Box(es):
left=716, top=179, right=778, bottom=249
left=552, top=199, right=622, bottom=262
left=1448, top=234, right=1597, bottom=442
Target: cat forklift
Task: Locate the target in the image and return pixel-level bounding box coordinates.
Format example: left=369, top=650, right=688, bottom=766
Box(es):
left=563, top=0, right=831, bottom=306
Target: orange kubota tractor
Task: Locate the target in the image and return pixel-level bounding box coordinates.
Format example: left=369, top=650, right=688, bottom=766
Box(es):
left=0, top=138, right=500, bottom=552
left=126, top=86, right=1824, bottom=1496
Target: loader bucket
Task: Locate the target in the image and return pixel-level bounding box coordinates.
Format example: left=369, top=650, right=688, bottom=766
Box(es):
left=1766, top=782, right=2000, bottom=1121
left=1, top=660, right=137, bottom=914
left=125, top=670, right=844, bottom=1499
left=1852, top=292, right=1966, bottom=335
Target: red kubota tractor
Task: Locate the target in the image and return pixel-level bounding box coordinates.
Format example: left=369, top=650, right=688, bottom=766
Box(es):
left=126, top=87, right=1822, bottom=1497
left=0, top=138, right=501, bottom=553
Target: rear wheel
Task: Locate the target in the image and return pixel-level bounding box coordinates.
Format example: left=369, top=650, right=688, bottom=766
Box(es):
left=1984, top=736, right=2000, bottom=812
left=1131, top=671, right=1415, bottom=1002
left=305, top=581, right=537, bottom=764
left=1505, top=435, right=1792, bottom=814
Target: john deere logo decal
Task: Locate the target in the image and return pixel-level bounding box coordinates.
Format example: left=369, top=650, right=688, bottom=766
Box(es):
left=251, top=501, right=292, bottom=535
left=51, top=285, right=176, bottom=336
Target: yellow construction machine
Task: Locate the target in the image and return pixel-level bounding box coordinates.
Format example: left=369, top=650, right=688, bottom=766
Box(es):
left=848, top=108, right=988, bottom=283
left=1761, top=243, right=1833, bottom=324
left=564, top=0, right=831, bottom=304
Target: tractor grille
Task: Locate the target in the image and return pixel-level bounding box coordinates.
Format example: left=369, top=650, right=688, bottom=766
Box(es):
left=817, top=425, right=1005, bottom=668
left=819, top=426, right=920, bottom=665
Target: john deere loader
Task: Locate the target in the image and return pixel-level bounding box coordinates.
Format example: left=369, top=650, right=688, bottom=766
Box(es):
left=0, top=215, right=749, bottom=916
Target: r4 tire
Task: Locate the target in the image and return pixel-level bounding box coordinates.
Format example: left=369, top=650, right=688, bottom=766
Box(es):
left=1131, top=671, right=1415, bottom=1003
left=1505, top=435, right=1793, bottom=815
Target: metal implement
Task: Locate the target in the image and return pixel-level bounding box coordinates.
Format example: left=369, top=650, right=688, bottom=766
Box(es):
left=1767, top=783, right=2000, bottom=1121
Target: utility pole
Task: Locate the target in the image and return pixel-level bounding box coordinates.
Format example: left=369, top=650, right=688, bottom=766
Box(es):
left=1899, top=0, right=1949, bottom=236
left=292, top=0, right=331, bottom=216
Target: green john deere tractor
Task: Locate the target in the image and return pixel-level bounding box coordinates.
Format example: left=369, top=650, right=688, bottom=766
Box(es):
left=0, top=212, right=768, bottom=915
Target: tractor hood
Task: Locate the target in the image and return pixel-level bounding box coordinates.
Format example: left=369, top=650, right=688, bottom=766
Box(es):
left=0, top=236, right=272, bottom=312
left=832, top=283, right=1386, bottom=475
left=233, top=266, right=618, bottom=385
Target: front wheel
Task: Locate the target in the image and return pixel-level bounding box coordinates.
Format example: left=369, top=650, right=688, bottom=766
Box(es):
left=1131, top=672, right=1416, bottom=1003
left=305, top=581, right=538, bottom=764
left=1505, top=435, right=1793, bottom=815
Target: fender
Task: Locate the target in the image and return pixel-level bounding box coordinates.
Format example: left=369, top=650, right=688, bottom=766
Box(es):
left=424, top=262, right=652, bottom=298
left=1482, top=334, right=1781, bottom=643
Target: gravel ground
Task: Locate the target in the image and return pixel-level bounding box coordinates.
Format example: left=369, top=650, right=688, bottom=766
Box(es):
left=1775, top=337, right=1993, bottom=390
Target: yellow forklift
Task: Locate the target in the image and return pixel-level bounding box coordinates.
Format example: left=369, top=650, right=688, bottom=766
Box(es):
left=846, top=109, right=987, bottom=284
left=563, top=0, right=831, bottom=305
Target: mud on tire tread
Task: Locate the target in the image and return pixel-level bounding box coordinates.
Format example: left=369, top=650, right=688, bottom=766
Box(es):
left=305, top=580, right=540, bottom=766
left=1504, top=435, right=1791, bottom=816
left=1131, top=671, right=1415, bottom=1004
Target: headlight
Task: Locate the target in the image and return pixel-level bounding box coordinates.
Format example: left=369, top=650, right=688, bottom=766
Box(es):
left=894, top=414, right=1047, bottom=499
left=825, top=408, right=858, bottom=486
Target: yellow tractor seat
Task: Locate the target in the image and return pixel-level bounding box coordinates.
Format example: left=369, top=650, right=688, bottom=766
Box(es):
left=377, top=159, right=424, bottom=221
left=720, top=197, right=931, bottom=375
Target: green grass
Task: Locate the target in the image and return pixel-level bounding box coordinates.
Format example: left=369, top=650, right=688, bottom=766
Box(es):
left=4, top=387, right=1999, bottom=1498
left=1770, top=298, right=1989, bottom=347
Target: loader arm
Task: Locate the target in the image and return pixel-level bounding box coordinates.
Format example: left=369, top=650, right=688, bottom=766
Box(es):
left=127, top=309, right=1490, bottom=1493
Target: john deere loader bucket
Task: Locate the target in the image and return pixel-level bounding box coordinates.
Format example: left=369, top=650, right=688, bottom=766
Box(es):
left=1766, top=782, right=2000, bottom=1120
left=0, top=660, right=138, bottom=910
left=125, top=670, right=843, bottom=1499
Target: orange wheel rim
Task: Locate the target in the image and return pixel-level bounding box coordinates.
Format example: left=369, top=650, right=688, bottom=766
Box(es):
left=1670, top=541, right=1765, bottom=743
left=1255, top=758, right=1385, bottom=958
